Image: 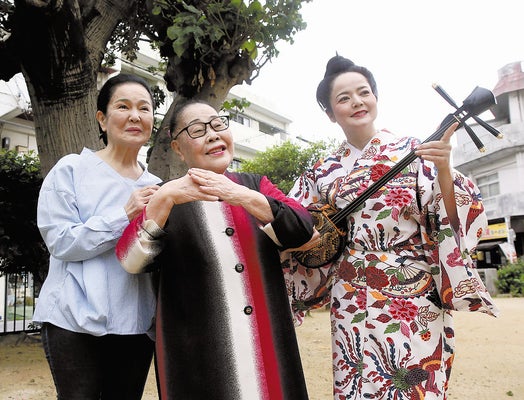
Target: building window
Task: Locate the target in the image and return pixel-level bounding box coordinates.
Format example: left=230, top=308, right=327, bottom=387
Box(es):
left=258, top=121, right=281, bottom=135
left=477, top=173, right=500, bottom=199
left=231, top=113, right=250, bottom=127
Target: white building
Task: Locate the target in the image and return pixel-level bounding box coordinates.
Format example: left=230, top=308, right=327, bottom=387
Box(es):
left=453, top=61, right=524, bottom=268
left=0, top=73, right=35, bottom=154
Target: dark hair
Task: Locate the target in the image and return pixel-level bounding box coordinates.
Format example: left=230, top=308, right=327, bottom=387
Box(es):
left=316, top=55, right=378, bottom=114
left=97, top=73, right=155, bottom=145
left=168, top=99, right=215, bottom=139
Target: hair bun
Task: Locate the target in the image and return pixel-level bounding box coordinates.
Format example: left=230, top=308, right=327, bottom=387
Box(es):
left=316, top=53, right=378, bottom=113
left=324, top=55, right=355, bottom=78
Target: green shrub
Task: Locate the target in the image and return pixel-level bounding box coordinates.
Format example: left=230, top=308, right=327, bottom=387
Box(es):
left=0, top=149, right=49, bottom=288
left=239, top=139, right=336, bottom=194
left=496, top=260, right=524, bottom=296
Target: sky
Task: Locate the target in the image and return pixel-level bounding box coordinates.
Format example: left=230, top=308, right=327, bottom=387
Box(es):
left=245, top=0, right=523, bottom=144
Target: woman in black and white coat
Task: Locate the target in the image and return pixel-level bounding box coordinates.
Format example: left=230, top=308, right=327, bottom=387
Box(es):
left=116, top=99, right=315, bottom=400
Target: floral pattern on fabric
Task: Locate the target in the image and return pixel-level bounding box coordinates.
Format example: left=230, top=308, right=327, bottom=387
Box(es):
left=283, top=131, right=499, bottom=399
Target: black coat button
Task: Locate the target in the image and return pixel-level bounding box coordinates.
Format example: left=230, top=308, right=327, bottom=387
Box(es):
left=243, top=306, right=253, bottom=315
left=235, top=263, right=244, bottom=273
left=225, top=227, right=235, bottom=236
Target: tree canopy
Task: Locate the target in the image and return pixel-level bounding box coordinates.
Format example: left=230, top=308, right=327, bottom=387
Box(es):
left=0, top=0, right=312, bottom=179
left=145, top=0, right=312, bottom=179
left=239, top=139, right=335, bottom=194
left=0, top=0, right=151, bottom=175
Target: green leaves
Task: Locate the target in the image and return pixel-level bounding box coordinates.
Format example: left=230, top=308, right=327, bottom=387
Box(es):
left=239, top=139, right=334, bottom=194
left=153, top=0, right=312, bottom=95
left=0, top=150, right=48, bottom=285
left=496, top=260, right=524, bottom=296
left=240, top=39, right=258, bottom=58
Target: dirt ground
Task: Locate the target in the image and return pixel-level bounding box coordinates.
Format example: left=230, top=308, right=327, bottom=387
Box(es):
left=1, top=296, right=523, bottom=400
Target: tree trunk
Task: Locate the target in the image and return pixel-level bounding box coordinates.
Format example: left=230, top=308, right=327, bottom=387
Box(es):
left=1, top=0, right=139, bottom=175
left=28, top=81, right=101, bottom=174
left=147, top=100, right=187, bottom=181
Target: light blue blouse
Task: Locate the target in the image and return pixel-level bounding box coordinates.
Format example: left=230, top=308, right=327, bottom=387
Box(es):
left=33, top=148, right=161, bottom=336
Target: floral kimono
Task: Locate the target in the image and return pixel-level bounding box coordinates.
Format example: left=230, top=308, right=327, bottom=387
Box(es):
left=283, top=130, right=499, bottom=400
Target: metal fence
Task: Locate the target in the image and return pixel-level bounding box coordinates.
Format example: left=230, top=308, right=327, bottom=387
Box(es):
left=0, top=273, right=38, bottom=335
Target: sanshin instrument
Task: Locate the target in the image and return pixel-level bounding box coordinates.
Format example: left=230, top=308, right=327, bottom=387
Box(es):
left=292, top=85, right=502, bottom=268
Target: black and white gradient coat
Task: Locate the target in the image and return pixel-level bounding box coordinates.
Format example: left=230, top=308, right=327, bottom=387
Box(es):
left=117, top=172, right=314, bottom=400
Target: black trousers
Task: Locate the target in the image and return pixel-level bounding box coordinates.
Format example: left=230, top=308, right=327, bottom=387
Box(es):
left=41, top=322, right=154, bottom=400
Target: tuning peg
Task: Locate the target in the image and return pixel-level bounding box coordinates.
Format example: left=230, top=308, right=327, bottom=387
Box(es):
left=432, top=83, right=459, bottom=109
left=433, top=83, right=502, bottom=151
left=473, top=116, right=503, bottom=139
left=463, top=123, right=486, bottom=152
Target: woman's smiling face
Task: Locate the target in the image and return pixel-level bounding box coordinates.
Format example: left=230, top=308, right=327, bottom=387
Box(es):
left=96, top=82, right=154, bottom=149
left=171, top=102, right=234, bottom=174
left=328, top=71, right=378, bottom=135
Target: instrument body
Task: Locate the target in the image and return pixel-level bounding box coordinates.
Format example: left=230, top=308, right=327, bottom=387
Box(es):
left=292, top=86, right=499, bottom=268
left=292, top=204, right=347, bottom=269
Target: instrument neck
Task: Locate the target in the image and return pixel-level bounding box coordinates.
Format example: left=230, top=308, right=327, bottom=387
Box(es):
left=331, top=113, right=458, bottom=225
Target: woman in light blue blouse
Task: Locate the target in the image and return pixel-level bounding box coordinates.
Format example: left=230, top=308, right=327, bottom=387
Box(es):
left=33, top=73, right=161, bottom=400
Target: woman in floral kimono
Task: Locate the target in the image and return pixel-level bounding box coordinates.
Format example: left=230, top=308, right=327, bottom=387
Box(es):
left=283, top=55, right=499, bottom=400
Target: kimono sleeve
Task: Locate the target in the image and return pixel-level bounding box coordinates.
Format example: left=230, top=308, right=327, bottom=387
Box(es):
left=281, top=251, right=335, bottom=326
left=280, top=169, right=337, bottom=325
left=419, top=163, right=499, bottom=316
left=259, top=176, right=314, bottom=249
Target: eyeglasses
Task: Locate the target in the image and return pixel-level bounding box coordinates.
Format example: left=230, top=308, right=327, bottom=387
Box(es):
left=172, top=115, right=230, bottom=140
